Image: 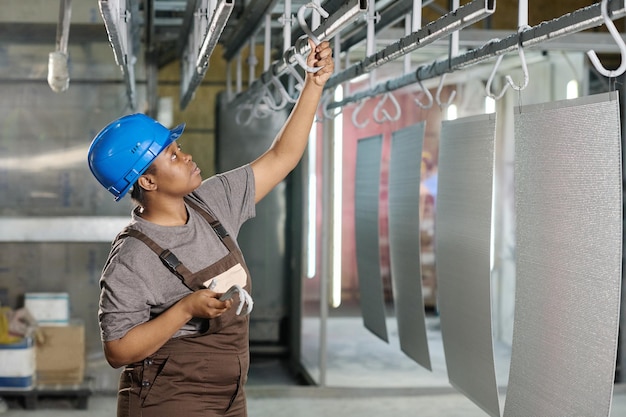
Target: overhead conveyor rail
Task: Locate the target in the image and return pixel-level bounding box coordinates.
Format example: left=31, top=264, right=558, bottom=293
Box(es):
left=99, top=0, right=139, bottom=111
left=327, top=0, right=626, bottom=111
left=97, top=1, right=626, bottom=114
left=325, top=0, right=495, bottom=91
left=180, top=0, right=234, bottom=110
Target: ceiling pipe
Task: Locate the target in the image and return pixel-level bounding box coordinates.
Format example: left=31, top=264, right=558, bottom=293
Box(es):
left=230, top=0, right=368, bottom=107
left=48, top=0, right=72, bottom=93
left=180, top=0, right=235, bottom=110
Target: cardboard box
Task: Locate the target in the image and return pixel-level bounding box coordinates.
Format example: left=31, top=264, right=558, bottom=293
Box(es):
left=24, top=292, right=70, bottom=326
left=36, top=323, right=85, bottom=385
left=0, top=338, right=35, bottom=389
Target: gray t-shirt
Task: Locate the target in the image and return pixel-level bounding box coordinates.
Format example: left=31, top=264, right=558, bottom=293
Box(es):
left=98, top=165, right=256, bottom=342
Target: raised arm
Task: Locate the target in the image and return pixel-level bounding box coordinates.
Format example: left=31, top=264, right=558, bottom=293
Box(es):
left=251, top=39, right=334, bottom=203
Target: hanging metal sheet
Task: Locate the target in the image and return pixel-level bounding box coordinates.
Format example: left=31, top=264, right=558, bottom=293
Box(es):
left=388, top=123, right=431, bottom=369
left=503, top=92, right=622, bottom=417
left=436, top=113, right=500, bottom=417
left=355, top=135, right=388, bottom=342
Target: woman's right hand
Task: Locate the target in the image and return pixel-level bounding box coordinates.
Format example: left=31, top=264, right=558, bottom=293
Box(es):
left=104, top=289, right=234, bottom=368
left=179, top=289, right=234, bottom=319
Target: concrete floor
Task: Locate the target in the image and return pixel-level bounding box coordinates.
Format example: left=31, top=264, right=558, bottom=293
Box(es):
left=2, top=315, right=624, bottom=416
left=2, top=385, right=626, bottom=417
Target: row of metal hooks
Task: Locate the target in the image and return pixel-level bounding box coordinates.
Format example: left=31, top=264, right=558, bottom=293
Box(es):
left=233, top=0, right=366, bottom=125
left=233, top=0, right=626, bottom=128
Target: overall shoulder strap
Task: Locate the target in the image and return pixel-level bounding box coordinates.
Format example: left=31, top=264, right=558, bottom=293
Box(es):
left=184, top=198, right=236, bottom=252
left=118, top=227, right=194, bottom=286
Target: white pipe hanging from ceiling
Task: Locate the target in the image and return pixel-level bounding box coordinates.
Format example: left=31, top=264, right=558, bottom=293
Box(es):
left=48, top=0, right=72, bottom=93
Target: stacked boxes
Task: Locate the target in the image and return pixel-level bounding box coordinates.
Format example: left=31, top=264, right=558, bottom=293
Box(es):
left=24, top=293, right=70, bottom=326
left=36, top=323, right=85, bottom=385
left=0, top=338, right=35, bottom=389
left=23, top=293, right=85, bottom=385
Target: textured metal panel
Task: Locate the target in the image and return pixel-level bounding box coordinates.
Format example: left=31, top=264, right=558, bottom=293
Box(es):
left=388, top=123, right=431, bottom=369
left=355, top=135, right=388, bottom=342
left=436, top=114, right=500, bottom=417
left=504, top=93, right=622, bottom=417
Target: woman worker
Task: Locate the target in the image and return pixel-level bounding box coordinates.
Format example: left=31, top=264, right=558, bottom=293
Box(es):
left=87, top=39, right=333, bottom=417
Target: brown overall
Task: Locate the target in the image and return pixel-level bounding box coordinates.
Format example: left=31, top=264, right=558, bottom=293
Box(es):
left=114, top=200, right=251, bottom=417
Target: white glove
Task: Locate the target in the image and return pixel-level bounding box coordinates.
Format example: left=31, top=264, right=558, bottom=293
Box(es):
left=219, top=284, right=253, bottom=316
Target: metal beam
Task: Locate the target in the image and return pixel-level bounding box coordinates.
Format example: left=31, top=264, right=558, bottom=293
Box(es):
left=180, top=0, right=235, bottom=110
left=99, top=0, right=138, bottom=111
left=328, top=0, right=626, bottom=110
left=0, top=218, right=131, bottom=243
left=374, top=28, right=626, bottom=54
left=325, top=0, right=495, bottom=90
left=340, top=0, right=437, bottom=53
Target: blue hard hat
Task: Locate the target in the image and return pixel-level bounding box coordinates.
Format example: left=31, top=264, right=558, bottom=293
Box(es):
left=88, top=113, right=185, bottom=201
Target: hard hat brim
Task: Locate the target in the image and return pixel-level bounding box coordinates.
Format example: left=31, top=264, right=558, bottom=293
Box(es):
left=113, top=122, right=186, bottom=201
left=168, top=122, right=186, bottom=142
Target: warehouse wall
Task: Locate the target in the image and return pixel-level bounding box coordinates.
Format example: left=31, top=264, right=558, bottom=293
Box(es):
left=0, top=2, right=264, bottom=392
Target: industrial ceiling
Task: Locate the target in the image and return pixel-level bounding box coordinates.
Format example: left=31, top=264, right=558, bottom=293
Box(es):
left=1, top=1, right=622, bottom=114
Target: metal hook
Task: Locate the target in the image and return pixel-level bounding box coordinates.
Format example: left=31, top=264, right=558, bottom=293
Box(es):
left=236, top=90, right=268, bottom=125
left=435, top=73, right=456, bottom=108
left=486, top=26, right=530, bottom=99
left=373, top=92, right=401, bottom=124
left=414, top=78, right=434, bottom=109
left=587, top=0, right=626, bottom=78
left=262, top=76, right=295, bottom=111
left=351, top=99, right=369, bottom=129
left=297, top=2, right=329, bottom=46
left=235, top=103, right=255, bottom=126
left=271, top=75, right=297, bottom=105
left=285, top=62, right=306, bottom=92
left=259, top=83, right=282, bottom=111
left=485, top=54, right=508, bottom=100
left=294, top=2, right=329, bottom=73
left=318, top=89, right=342, bottom=121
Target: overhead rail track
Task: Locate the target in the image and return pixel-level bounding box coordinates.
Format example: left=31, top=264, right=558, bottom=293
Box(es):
left=327, top=0, right=626, bottom=111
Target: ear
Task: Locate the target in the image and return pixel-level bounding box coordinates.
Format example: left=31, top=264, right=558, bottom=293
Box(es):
left=137, top=174, right=157, bottom=191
